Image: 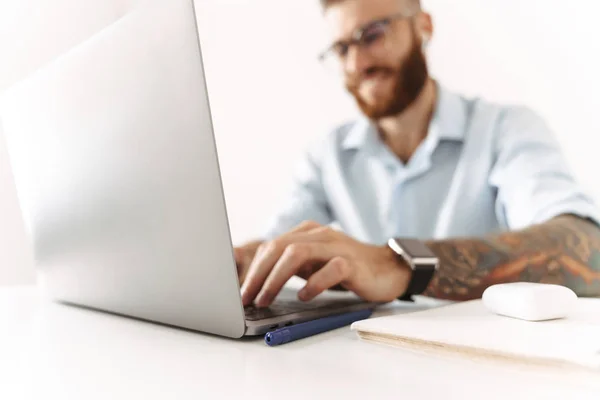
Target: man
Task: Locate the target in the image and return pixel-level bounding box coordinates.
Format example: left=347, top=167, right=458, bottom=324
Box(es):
left=236, top=0, right=600, bottom=308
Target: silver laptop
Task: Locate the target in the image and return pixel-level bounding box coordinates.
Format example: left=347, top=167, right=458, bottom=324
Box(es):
left=0, top=0, right=370, bottom=338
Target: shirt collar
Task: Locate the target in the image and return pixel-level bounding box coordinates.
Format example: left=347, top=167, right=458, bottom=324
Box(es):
left=341, top=83, right=468, bottom=151
left=431, top=84, right=468, bottom=141
left=341, top=118, right=374, bottom=150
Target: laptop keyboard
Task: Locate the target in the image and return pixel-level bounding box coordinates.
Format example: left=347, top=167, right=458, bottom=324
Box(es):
left=244, top=299, right=362, bottom=321
left=244, top=300, right=322, bottom=321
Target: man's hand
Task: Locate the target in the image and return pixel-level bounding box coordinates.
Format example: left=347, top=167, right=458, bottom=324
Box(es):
left=233, top=240, right=263, bottom=284
left=240, top=221, right=411, bottom=308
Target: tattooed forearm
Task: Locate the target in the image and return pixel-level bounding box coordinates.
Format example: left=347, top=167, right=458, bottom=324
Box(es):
left=423, top=215, right=600, bottom=300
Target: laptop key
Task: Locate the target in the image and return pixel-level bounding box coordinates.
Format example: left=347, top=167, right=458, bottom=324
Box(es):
left=244, top=303, right=320, bottom=321
left=244, top=306, right=295, bottom=321
left=244, top=299, right=354, bottom=321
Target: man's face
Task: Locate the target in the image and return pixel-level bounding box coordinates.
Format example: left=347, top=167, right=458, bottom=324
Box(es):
left=324, top=0, right=429, bottom=120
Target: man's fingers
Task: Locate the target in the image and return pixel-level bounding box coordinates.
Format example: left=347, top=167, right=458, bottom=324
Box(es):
left=254, top=242, right=328, bottom=307
left=240, top=240, right=286, bottom=306
left=298, top=257, right=352, bottom=302
left=234, top=248, right=247, bottom=268
left=233, top=240, right=266, bottom=284
left=233, top=248, right=246, bottom=283
left=290, top=220, right=322, bottom=233
left=236, top=246, right=261, bottom=284
left=240, top=225, right=336, bottom=307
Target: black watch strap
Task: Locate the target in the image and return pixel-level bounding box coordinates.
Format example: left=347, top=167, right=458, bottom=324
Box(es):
left=388, top=238, right=438, bottom=302
left=398, top=266, right=436, bottom=302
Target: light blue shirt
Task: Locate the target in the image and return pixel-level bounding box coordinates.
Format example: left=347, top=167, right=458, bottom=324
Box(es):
left=262, top=85, right=600, bottom=244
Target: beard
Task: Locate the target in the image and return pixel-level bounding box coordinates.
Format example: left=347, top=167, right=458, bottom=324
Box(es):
left=345, top=35, right=429, bottom=120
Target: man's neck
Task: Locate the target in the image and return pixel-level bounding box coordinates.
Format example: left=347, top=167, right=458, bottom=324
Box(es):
left=376, top=79, right=437, bottom=164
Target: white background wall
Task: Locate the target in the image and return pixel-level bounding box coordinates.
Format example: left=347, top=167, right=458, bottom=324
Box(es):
left=1, top=0, right=599, bottom=285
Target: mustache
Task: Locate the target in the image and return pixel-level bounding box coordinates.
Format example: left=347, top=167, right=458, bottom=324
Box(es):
left=346, top=66, right=396, bottom=89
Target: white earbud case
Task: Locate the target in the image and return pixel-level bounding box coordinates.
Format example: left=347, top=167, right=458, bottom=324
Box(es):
left=482, top=282, right=578, bottom=321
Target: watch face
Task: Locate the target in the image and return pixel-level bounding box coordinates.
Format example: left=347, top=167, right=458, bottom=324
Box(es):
left=398, top=239, right=436, bottom=258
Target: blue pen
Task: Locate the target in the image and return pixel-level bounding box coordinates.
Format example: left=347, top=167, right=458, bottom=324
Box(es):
left=264, top=308, right=373, bottom=346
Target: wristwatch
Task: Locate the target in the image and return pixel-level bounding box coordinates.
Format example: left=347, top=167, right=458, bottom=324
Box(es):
left=387, top=238, right=439, bottom=301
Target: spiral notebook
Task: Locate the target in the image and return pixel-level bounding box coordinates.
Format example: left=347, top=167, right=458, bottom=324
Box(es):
left=351, top=298, right=600, bottom=371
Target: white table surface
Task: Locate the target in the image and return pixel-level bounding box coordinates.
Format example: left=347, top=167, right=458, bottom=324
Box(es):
left=1, top=285, right=599, bottom=400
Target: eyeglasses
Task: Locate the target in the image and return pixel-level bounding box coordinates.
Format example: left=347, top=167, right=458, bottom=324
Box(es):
left=318, top=13, right=413, bottom=71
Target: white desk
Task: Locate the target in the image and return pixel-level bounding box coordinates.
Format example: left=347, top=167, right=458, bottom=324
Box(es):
left=1, top=286, right=599, bottom=400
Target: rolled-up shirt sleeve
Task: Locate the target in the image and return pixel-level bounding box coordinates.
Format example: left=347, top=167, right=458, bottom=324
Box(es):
left=489, top=106, right=600, bottom=230
left=260, top=143, right=333, bottom=240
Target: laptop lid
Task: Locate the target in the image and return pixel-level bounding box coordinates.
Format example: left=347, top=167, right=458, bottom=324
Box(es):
left=0, top=0, right=247, bottom=338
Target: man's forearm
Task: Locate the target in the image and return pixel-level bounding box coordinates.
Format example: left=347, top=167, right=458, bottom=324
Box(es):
left=424, top=215, right=600, bottom=300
